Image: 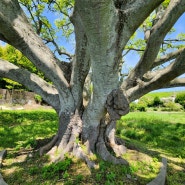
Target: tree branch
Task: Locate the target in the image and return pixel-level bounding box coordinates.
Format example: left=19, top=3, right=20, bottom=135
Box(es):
left=164, top=39, right=185, bottom=42
left=0, top=58, right=60, bottom=112
left=164, top=78, right=185, bottom=88
left=48, top=0, right=71, bottom=18
left=70, top=8, right=90, bottom=108
left=138, top=0, right=185, bottom=74
left=122, top=0, right=185, bottom=90
left=0, top=33, right=8, bottom=43
left=0, top=0, right=71, bottom=97
left=152, top=48, right=184, bottom=68
left=126, top=48, right=185, bottom=102
left=115, top=0, right=164, bottom=52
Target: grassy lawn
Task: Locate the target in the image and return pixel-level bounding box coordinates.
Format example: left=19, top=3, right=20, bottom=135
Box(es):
left=0, top=110, right=184, bottom=184
left=118, top=112, right=185, bottom=185
left=143, top=91, right=184, bottom=99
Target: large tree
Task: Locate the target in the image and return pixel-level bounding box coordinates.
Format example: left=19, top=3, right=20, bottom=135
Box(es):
left=0, top=0, right=185, bottom=167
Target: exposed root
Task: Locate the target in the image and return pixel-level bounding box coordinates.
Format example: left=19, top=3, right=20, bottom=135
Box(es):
left=39, top=109, right=129, bottom=168
left=96, top=119, right=129, bottom=166
left=105, top=120, right=127, bottom=157
left=39, top=134, right=58, bottom=156
left=73, top=143, right=96, bottom=169
left=41, top=111, right=84, bottom=163
left=109, top=143, right=127, bottom=157
left=96, top=140, right=129, bottom=165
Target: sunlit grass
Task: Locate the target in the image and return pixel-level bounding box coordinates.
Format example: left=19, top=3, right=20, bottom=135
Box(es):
left=0, top=110, right=184, bottom=184
left=143, top=91, right=185, bottom=99
left=117, top=112, right=185, bottom=184
left=0, top=110, right=58, bottom=150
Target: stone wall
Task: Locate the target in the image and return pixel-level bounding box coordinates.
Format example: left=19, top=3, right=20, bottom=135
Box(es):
left=0, top=89, right=37, bottom=105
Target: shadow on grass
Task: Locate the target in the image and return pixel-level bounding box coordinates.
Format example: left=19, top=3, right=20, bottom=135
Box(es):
left=3, top=150, right=152, bottom=185
left=0, top=111, right=184, bottom=184
left=117, top=112, right=185, bottom=185
left=0, top=110, right=58, bottom=150
left=117, top=112, right=185, bottom=158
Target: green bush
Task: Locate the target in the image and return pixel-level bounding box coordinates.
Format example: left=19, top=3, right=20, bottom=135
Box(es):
left=136, top=102, right=147, bottom=112
left=34, top=94, right=42, bottom=104
left=137, top=104, right=146, bottom=112
left=130, top=102, right=137, bottom=112
left=139, top=96, right=153, bottom=107
left=175, top=92, right=185, bottom=109
left=161, top=102, right=183, bottom=112
left=130, top=101, right=147, bottom=112
left=152, top=96, right=163, bottom=107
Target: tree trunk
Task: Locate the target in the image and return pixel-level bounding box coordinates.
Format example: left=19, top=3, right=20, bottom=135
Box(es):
left=1, top=0, right=185, bottom=173
left=39, top=89, right=130, bottom=168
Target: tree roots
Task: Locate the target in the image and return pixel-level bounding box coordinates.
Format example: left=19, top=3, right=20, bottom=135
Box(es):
left=39, top=111, right=129, bottom=168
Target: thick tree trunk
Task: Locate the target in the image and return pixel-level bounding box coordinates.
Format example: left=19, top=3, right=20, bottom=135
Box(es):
left=39, top=89, right=130, bottom=168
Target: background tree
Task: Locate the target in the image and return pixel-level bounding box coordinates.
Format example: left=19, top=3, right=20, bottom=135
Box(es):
left=0, top=0, right=185, bottom=167
left=0, top=44, right=45, bottom=89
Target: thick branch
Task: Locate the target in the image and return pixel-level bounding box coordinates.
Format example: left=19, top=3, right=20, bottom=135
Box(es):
left=0, top=58, right=60, bottom=112
left=164, top=78, right=185, bottom=88
left=122, top=0, right=185, bottom=89
left=115, top=0, right=164, bottom=51
left=152, top=48, right=184, bottom=68
left=0, top=33, right=8, bottom=43
left=70, top=8, right=90, bottom=108
left=0, top=0, right=70, bottom=96
left=126, top=48, right=185, bottom=102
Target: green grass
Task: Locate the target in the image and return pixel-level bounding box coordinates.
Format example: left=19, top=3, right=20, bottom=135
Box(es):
left=0, top=110, right=58, bottom=150
left=143, top=91, right=185, bottom=99
left=117, top=112, right=185, bottom=185
left=0, top=110, right=184, bottom=184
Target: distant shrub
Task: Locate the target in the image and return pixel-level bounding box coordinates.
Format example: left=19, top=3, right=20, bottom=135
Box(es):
left=161, top=102, right=183, bottom=112
left=152, top=96, right=163, bottom=107
left=130, top=102, right=137, bottom=112
left=136, top=103, right=147, bottom=112
left=175, top=93, right=185, bottom=109
left=139, top=96, right=153, bottom=107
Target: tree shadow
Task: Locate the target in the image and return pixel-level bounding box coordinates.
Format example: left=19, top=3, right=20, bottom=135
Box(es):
left=1, top=111, right=184, bottom=184
left=117, top=113, right=185, bottom=184
left=0, top=110, right=58, bottom=150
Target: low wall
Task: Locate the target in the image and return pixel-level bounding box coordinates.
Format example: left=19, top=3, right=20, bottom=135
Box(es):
left=0, top=89, right=37, bottom=105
